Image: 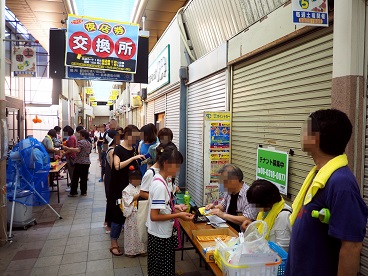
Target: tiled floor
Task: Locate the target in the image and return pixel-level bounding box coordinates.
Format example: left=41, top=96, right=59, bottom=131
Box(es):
left=0, top=152, right=213, bottom=276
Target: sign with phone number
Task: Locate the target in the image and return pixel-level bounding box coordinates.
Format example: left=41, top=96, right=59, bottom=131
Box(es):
left=292, top=0, right=328, bottom=27
left=256, top=148, right=289, bottom=195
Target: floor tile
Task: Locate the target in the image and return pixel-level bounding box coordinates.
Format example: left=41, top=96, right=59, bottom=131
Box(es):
left=86, top=259, right=113, bottom=273
left=67, top=236, right=89, bottom=246
left=12, top=249, right=41, bottom=260
left=61, top=252, right=88, bottom=265
left=39, top=245, right=66, bottom=257
left=34, top=255, right=63, bottom=267
left=89, top=233, right=110, bottom=243
left=113, top=256, right=140, bottom=268
left=64, top=242, right=89, bottom=254
left=3, top=269, right=33, bottom=276
left=72, top=218, right=91, bottom=224
left=6, top=258, right=37, bottom=271
left=88, top=240, right=111, bottom=251
left=19, top=240, right=46, bottom=250
left=47, top=231, right=70, bottom=240
left=68, top=228, right=90, bottom=238
left=87, top=249, right=112, bottom=261
left=114, top=266, right=143, bottom=276
left=44, top=238, right=68, bottom=248
left=175, top=259, right=199, bottom=274
left=58, top=261, right=87, bottom=276
left=31, top=265, right=60, bottom=276
left=71, top=223, right=91, bottom=231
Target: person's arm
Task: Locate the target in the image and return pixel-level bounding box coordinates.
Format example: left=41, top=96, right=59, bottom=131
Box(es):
left=63, top=145, right=81, bottom=153
left=210, top=207, right=248, bottom=225
left=150, top=209, right=193, bottom=221
left=108, top=150, right=114, bottom=168
left=113, top=154, right=145, bottom=171
left=337, top=241, right=362, bottom=276
left=139, top=190, right=149, bottom=200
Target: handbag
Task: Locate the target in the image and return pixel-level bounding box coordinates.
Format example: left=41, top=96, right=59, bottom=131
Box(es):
left=137, top=199, right=149, bottom=243
left=155, top=177, right=182, bottom=249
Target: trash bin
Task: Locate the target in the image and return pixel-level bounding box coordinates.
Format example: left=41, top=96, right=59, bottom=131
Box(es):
left=7, top=190, right=36, bottom=229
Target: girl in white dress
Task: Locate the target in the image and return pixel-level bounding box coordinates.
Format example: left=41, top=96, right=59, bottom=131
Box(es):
left=122, top=167, right=147, bottom=257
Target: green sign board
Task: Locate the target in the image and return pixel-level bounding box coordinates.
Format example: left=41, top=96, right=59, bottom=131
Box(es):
left=256, top=148, right=289, bottom=195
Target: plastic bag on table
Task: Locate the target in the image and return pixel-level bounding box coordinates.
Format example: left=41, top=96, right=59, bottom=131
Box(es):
left=229, top=221, right=275, bottom=265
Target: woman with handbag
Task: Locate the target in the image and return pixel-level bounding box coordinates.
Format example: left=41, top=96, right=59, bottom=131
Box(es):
left=147, top=143, right=194, bottom=275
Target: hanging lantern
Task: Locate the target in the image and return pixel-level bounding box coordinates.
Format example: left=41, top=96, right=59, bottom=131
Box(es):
left=32, top=115, right=42, bottom=123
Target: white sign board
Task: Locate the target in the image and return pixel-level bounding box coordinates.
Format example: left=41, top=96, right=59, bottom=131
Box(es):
left=147, top=45, right=170, bottom=94
left=12, top=46, right=37, bottom=77
left=292, top=0, right=328, bottom=27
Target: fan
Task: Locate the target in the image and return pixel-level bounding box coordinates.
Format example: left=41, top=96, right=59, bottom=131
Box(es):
left=6, top=137, right=62, bottom=241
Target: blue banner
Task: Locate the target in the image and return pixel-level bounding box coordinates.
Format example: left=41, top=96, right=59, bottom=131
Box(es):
left=66, top=67, right=133, bottom=81
left=66, top=14, right=139, bottom=73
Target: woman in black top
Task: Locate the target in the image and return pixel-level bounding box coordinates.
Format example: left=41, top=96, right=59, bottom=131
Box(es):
left=108, top=125, right=145, bottom=256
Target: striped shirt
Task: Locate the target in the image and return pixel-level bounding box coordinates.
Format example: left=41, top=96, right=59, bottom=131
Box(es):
left=220, top=182, right=257, bottom=220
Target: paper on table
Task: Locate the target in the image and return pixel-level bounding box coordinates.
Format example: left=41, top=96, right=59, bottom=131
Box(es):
left=207, top=215, right=226, bottom=224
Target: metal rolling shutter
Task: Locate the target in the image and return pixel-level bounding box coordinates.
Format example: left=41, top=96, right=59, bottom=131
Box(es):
left=232, top=33, right=333, bottom=201
left=187, top=70, right=227, bottom=205
left=361, top=107, right=368, bottom=274
left=154, top=95, right=166, bottom=114
left=166, top=88, right=180, bottom=147
left=146, top=101, right=154, bottom=124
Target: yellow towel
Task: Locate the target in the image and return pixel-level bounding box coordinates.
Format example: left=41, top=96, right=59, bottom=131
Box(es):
left=290, top=154, right=348, bottom=226
left=257, top=198, right=285, bottom=240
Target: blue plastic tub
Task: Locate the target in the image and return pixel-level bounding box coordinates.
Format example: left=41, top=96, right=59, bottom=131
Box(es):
left=268, top=241, right=288, bottom=276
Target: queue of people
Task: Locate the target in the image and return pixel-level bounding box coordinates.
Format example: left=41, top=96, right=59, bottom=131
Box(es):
left=39, top=108, right=368, bottom=276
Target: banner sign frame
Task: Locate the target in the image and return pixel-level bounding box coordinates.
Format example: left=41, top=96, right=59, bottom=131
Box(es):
left=66, top=14, right=139, bottom=73
left=292, top=0, right=328, bottom=27
left=12, top=46, right=37, bottom=77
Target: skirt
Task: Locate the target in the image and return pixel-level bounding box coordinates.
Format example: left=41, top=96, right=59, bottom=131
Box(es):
left=148, top=233, right=174, bottom=276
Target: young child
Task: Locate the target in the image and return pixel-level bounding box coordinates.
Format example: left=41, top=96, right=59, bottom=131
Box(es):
left=147, top=143, right=194, bottom=275
left=122, top=166, right=147, bottom=257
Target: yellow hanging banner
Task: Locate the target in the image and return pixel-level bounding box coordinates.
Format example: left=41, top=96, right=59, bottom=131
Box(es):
left=92, top=102, right=97, bottom=107
left=85, top=87, right=94, bottom=95
left=107, top=101, right=114, bottom=106
left=109, top=95, right=117, bottom=100
left=111, top=89, right=119, bottom=96
left=89, top=96, right=96, bottom=102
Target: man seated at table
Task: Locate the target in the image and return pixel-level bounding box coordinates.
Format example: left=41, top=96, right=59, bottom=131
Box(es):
left=205, top=164, right=257, bottom=232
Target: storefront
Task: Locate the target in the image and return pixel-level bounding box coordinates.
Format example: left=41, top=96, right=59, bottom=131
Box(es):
left=230, top=28, right=333, bottom=201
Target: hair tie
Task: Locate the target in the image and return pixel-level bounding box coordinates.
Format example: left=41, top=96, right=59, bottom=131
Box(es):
left=160, top=148, right=164, bottom=153
left=129, top=165, right=135, bottom=171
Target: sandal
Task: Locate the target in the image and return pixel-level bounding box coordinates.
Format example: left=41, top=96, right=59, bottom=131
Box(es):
left=109, top=246, right=123, bottom=256
left=125, top=254, right=137, bottom=258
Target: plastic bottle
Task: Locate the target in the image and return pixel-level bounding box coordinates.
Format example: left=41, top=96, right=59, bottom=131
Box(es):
left=311, top=208, right=330, bottom=224
left=183, top=191, right=191, bottom=213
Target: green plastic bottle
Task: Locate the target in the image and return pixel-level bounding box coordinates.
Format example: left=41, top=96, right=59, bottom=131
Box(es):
left=311, top=208, right=330, bottom=224
left=183, top=191, right=191, bottom=213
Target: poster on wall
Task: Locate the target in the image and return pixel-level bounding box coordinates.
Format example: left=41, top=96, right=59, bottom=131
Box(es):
left=292, top=0, right=328, bottom=27
left=66, top=14, right=139, bottom=73
left=12, top=46, right=37, bottom=77
left=203, top=112, right=231, bottom=205
left=256, top=147, right=289, bottom=195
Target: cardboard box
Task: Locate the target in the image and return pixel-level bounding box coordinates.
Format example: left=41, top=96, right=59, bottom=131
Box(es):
left=192, top=228, right=238, bottom=262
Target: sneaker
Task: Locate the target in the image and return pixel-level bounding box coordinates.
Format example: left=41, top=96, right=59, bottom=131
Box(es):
left=81, top=193, right=87, bottom=196
left=65, top=187, right=71, bottom=192
left=68, top=194, right=78, bottom=197
left=99, top=178, right=103, bottom=182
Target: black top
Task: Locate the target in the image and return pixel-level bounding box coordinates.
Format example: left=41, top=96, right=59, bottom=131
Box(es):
left=227, top=192, right=240, bottom=232
left=107, top=144, right=136, bottom=225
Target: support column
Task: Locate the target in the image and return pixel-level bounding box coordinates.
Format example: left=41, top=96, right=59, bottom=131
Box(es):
left=178, top=66, right=188, bottom=188
left=331, top=0, right=366, bottom=185
left=0, top=0, right=8, bottom=246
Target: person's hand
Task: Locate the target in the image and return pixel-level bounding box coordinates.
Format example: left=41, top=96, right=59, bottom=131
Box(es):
left=205, top=203, right=214, bottom=210
left=209, top=208, right=225, bottom=218
left=241, top=219, right=252, bottom=231
left=175, top=204, right=187, bottom=212
left=135, top=154, right=146, bottom=161
left=175, top=186, right=181, bottom=193
left=63, top=146, right=69, bottom=151
left=178, top=212, right=194, bottom=221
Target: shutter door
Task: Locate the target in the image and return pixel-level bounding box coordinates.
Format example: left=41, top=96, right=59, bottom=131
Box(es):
left=154, top=95, right=166, bottom=114
left=146, top=101, right=154, bottom=124
left=361, top=105, right=368, bottom=274
left=232, top=33, right=333, bottom=201
left=166, top=88, right=180, bottom=147
left=187, top=70, right=227, bottom=205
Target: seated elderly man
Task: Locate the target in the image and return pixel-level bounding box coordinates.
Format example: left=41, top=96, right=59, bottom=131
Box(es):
left=205, top=164, right=257, bottom=232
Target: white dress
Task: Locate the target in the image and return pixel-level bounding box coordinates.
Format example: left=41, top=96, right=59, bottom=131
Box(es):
left=123, top=184, right=147, bottom=255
